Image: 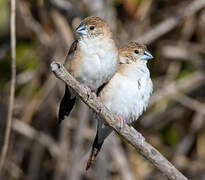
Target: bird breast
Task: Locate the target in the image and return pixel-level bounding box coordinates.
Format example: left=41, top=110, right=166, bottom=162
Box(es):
left=71, top=37, right=118, bottom=91
left=100, top=64, right=153, bottom=124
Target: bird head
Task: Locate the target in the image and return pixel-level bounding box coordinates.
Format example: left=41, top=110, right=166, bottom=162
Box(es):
left=75, top=16, right=112, bottom=39
left=119, top=42, right=153, bottom=64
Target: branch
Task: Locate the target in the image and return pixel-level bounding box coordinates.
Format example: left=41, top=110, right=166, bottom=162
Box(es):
left=50, top=61, right=188, bottom=180
left=0, top=0, right=16, bottom=175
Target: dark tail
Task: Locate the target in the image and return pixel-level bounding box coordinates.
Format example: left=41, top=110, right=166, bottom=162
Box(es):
left=86, top=131, right=103, bottom=170
left=58, top=85, right=76, bottom=124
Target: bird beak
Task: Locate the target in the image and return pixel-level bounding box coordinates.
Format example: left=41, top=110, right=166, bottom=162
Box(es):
left=75, top=24, right=87, bottom=35
left=139, top=50, right=153, bottom=60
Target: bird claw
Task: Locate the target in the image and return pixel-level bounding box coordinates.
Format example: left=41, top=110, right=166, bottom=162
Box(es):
left=82, top=85, right=92, bottom=99
left=138, top=132, right=145, bottom=146
left=130, top=126, right=145, bottom=146
left=118, top=115, right=125, bottom=129
left=92, top=92, right=97, bottom=98
left=97, top=97, right=104, bottom=113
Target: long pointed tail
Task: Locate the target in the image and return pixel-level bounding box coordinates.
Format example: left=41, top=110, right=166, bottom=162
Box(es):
left=86, top=147, right=100, bottom=170
left=86, top=123, right=113, bottom=170
left=86, top=131, right=103, bottom=170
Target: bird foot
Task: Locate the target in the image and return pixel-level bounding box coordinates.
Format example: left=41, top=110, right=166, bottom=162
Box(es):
left=131, top=126, right=145, bottom=146
left=92, top=92, right=97, bottom=98
left=82, top=85, right=92, bottom=99
left=97, top=97, right=104, bottom=113
left=118, top=115, right=125, bottom=129
left=83, top=85, right=98, bottom=99
left=86, top=91, right=104, bottom=112
left=138, top=132, right=145, bottom=146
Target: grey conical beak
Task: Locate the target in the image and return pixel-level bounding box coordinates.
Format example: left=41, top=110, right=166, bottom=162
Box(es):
left=75, top=24, right=87, bottom=35
left=139, top=50, right=153, bottom=60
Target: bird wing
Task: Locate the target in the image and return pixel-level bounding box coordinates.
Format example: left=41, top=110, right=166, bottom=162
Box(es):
left=58, top=40, right=78, bottom=124
left=64, top=39, right=78, bottom=66
left=96, top=82, right=108, bottom=96
left=58, top=85, right=76, bottom=124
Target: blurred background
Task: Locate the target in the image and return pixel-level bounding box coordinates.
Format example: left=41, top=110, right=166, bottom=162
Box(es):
left=0, top=0, right=205, bottom=179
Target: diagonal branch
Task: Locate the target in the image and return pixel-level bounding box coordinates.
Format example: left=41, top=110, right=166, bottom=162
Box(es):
left=50, top=61, right=188, bottom=180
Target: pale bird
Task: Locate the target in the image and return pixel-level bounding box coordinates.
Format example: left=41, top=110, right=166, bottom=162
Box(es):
left=58, top=16, right=119, bottom=123
left=86, top=42, right=153, bottom=170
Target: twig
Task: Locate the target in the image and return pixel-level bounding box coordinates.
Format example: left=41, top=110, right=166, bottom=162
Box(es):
left=172, top=94, right=205, bottom=116
left=51, top=10, right=74, bottom=48
left=142, top=106, right=185, bottom=128
left=26, top=142, right=44, bottom=180
left=150, top=71, right=205, bottom=106
left=53, top=117, right=70, bottom=180
left=109, top=135, right=135, bottom=180
left=0, top=0, right=16, bottom=175
left=136, top=0, right=205, bottom=44
left=173, top=112, right=204, bottom=163
left=12, top=119, right=59, bottom=157
left=93, top=148, right=109, bottom=180
left=67, top=102, right=90, bottom=180
left=51, top=61, right=188, bottom=180
left=18, top=1, right=51, bottom=45
left=84, top=0, right=117, bottom=31
left=21, top=74, right=57, bottom=124
left=161, top=44, right=203, bottom=64
left=50, top=0, right=73, bottom=11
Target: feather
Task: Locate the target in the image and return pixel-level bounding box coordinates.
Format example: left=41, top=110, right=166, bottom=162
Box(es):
left=58, top=85, right=76, bottom=124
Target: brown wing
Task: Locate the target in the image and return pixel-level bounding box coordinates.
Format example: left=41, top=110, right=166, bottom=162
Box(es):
left=58, top=40, right=78, bottom=124
left=64, top=39, right=78, bottom=66
left=96, top=82, right=107, bottom=96
left=58, top=85, right=76, bottom=124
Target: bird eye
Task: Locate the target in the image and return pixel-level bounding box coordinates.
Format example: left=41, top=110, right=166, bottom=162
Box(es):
left=134, top=50, right=139, bottom=54
left=89, top=26, right=95, bottom=30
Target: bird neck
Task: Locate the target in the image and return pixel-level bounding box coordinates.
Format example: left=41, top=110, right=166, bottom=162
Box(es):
left=78, top=36, right=115, bottom=54
left=78, top=34, right=111, bottom=42
left=119, top=63, right=150, bottom=79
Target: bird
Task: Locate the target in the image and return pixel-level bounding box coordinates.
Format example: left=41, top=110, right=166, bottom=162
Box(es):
left=86, top=42, right=153, bottom=170
left=58, top=16, right=119, bottom=123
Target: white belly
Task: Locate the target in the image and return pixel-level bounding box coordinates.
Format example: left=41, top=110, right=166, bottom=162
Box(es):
left=74, top=38, right=118, bottom=90
left=100, top=66, right=153, bottom=124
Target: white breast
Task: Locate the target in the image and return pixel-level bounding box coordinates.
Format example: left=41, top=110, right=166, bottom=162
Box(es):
left=76, top=37, right=118, bottom=90
left=100, top=64, right=153, bottom=124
